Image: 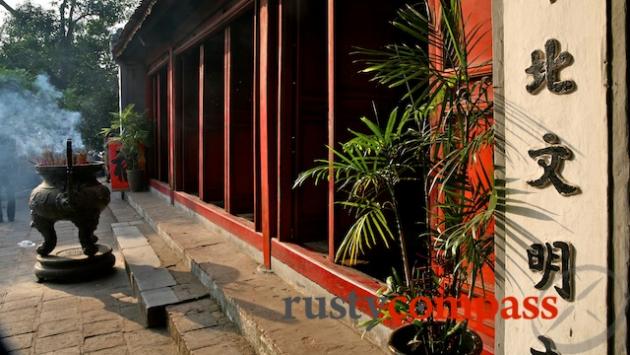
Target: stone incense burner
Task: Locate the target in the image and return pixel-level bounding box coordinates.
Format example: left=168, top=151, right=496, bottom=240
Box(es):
left=29, top=140, right=114, bottom=282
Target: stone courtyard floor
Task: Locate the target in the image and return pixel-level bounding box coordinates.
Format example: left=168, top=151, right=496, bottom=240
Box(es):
left=0, top=197, right=177, bottom=354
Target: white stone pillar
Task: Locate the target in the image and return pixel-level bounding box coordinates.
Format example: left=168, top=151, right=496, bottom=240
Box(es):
left=493, top=0, right=628, bottom=354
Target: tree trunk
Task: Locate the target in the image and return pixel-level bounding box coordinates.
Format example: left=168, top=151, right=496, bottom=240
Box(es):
left=0, top=0, right=17, bottom=17
left=57, top=0, right=78, bottom=89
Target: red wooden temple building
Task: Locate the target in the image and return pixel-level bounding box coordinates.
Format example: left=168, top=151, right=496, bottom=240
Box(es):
left=113, top=0, right=494, bottom=352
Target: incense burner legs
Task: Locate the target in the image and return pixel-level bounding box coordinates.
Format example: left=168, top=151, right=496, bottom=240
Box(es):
left=31, top=214, right=58, bottom=256
left=30, top=213, right=100, bottom=257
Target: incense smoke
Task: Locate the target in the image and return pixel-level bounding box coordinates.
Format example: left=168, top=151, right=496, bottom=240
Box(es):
left=0, top=73, right=85, bottom=194
left=0, top=74, right=84, bottom=157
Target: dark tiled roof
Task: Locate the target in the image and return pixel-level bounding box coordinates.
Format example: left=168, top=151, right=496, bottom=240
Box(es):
left=112, top=0, right=160, bottom=59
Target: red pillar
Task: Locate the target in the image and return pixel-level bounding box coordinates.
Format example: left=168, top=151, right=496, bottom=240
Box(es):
left=327, top=0, right=336, bottom=262
left=198, top=45, right=206, bottom=201
left=223, top=28, right=232, bottom=213
left=168, top=49, right=176, bottom=204
left=259, top=0, right=272, bottom=268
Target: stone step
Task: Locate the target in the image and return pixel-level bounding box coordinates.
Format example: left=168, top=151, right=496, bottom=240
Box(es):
left=109, top=196, right=257, bottom=355
left=124, top=191, right=387, bottom=355
left=167, top=298, right=256, bottom=355
left=111, top=222, right=180, bottom=327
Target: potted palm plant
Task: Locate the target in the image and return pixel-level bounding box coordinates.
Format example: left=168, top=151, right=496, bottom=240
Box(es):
left=101, top=104, right=150, bottom=192
left=296, top=1, right=496, bottom=354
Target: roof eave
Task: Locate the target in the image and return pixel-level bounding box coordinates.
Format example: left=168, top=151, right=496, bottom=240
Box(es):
left=112, top=0, right=160, bottom=60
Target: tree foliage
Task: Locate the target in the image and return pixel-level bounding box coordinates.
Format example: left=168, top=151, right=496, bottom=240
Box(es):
left=0, top=0, right=139, bottom=150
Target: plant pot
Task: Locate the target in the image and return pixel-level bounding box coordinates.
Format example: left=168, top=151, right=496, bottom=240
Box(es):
left=126, top=169, right=145, bottom=192
left=388, top=323, right=483, bottom=355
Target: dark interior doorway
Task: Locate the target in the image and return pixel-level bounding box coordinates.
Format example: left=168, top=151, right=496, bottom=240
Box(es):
left=178, top=49, right=200, bottom=196
left=227, top=10, right=255, bottom=219
left=201, top=34, right=226, bottom=207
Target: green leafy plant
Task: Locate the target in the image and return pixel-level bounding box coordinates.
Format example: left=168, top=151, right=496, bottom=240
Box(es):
left=296, top=1, right=497, bottom=354
left=294, top=107, right=421, bottom=286
left=101, top=104, right=150, bottom=170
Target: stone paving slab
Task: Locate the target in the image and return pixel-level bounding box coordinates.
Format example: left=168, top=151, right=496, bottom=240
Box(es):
left=112, top=225, right=150, bottom=250
left=120, top=245, right=162, bottom=268
left=0, top=198, right=177, bottom=355
left=111, top=221, right=144, bottom=228
left=139, top=287, right=180, bottom=327
left=133, top=268, right=177, bottom=292
left=125, top=191, right=386, bottom=355
left=141, top=287, right=179, bottom=305
left=167, top=299, right=255, bottom=355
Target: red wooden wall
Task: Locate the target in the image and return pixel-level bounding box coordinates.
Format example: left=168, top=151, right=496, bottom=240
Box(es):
left=427, top=1, right=494, bottom=353
left=143, top=0, right=496, bottom=352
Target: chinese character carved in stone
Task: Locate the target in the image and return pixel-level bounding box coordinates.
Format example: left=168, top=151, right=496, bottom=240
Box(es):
left=526, top=39, right=576, bottom=95
left=527, top=241, right=573, bottom=301
left=528, top=133, right=580, bottom=196
left=531, top=336, right=560, bottom=355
